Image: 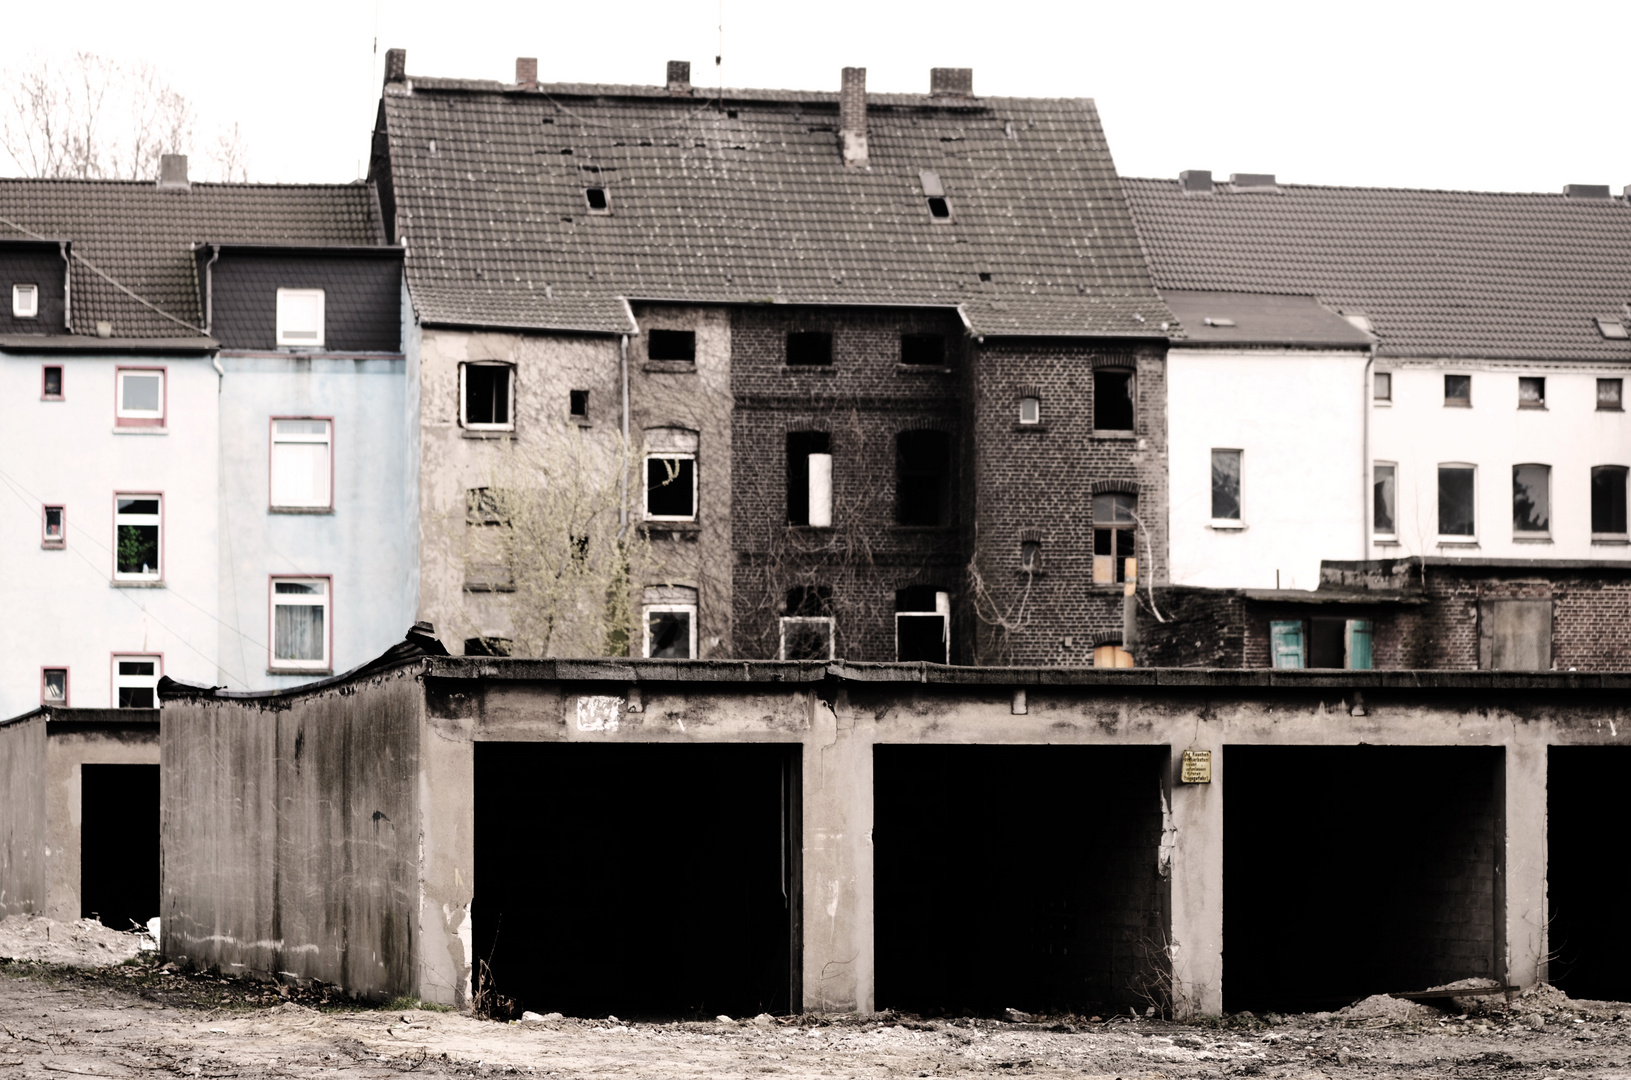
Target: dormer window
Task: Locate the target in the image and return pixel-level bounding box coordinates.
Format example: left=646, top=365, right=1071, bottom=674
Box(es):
left=13, top=283, right=38, bottom=318
left=276, top=288, right=325, bottom=348
left=584, top=187, right=610, bottom=214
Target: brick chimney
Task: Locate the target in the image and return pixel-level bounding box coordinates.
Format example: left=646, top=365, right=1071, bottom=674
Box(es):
left=384, top=48, right=407, bottom=85
left=157, top=154, right=189, bottom=190
left=929, top=68, right=973, bottom=98
left=516, top=57, right=537, bottom=88
left=840, top=67, right=869, bottom=168
left=666, top=60, right=692, bottom=95
left=1179, top=169, right=1213, bottom=195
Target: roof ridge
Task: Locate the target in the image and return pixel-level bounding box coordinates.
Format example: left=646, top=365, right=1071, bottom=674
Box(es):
left=399, top=76, right=1089, bottom=108
left=1123, top=175, right=1628, bottom=202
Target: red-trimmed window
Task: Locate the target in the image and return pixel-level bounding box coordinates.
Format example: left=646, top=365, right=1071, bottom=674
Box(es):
left=113, top=495, right=162, bottom=581
left=270, top=418, right=334, bottom=510
left=115, top=367, right=166, bottom=427
left=42, top=505, right=65, bottom=548
left=270, top=577, right=332, bottom=672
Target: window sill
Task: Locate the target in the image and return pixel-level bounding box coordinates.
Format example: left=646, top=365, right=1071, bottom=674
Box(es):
left=1513, top=535, right=1553, bottom=544
left=270, top=506, right=335, bottom=515
left=463, top=583, right=517, bottom=593
left=643, top=361, right=697, bottom=374
left=1207, top=520, right=1247, bottom=531
left=1598, top=406, right=1625, bottom=413
left=1012, top=423, right=1049, bottom=433
left=1436, top=539, right=1480, bottom=548
left=461, top=429, right=516, bottom=440
left=41, top=395, right=64, bottom=403
left=781, top=365, right=835, bottom=375
left=1373, top=536, right=1401, bottom=546
left=786, top=525, right=837, bottom=534
left=111, top=579, right=165, bottom=588
left=1443, top=401, right=1472, bottom=408
left=1373, top=400, right=1392, bottom=407
left=641, top=521, right=701, bottom=541
left=112, top=426, right=167, bottom=435
left=897, top=364, right=954, bottom=375
left=1089, top=431, right=1136, bottom=441
left=571, top=418, right=594, bottom=427
left=41, top=541, right=65, bottom=551
left=1518, top=404, right=1547, bottom=411
left=268, top=668, right=333, bottom=677
left=1592, top=535, right=1630, bottom=545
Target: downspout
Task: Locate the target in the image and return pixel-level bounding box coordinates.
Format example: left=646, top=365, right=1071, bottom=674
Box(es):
left=619, top=332, right=630, bottom=534
left=203, top=245, right=223, bottom=386
left=58, top=242, right=71, bottom=331
left=1362, top=347, right=1374, bottom=560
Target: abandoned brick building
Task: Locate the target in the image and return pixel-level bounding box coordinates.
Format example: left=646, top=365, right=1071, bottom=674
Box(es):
left=372, top=52, right=1175, bottom=667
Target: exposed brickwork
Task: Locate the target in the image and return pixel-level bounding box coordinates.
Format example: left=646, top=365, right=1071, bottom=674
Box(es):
left=1134, top=588, right=1248, bottom=667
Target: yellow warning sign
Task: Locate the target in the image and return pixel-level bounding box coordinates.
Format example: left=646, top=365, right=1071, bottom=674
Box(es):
left=1180, top=749, right=1212, bottom=784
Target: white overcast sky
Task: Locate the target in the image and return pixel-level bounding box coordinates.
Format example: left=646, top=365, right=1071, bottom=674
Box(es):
left=2, top=0, right=1625, bottom=194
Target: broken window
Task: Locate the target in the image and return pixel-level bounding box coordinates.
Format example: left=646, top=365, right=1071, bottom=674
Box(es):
left=786, top=331, right=833, bottom=366
left=1373, top=372, right=1391, bottom=402
left=900, top=333, right=946, bottom=366
left=781, top=586, right=835, bottom=660
left=1437, top=465, right=1476, bottom=538
left=647, top=329, right=696, bottom=362
left=1479, top=599, right=1552, bottom=670
left=1020, top=539, right=1041, bottom=571
left=1512, top=464, right=1551, bottom=534
left=464, top=487, right=514, bottom=592
left=1444, top=374, right=1471, bottom=406
left=1270, top=619, right=1372, bottom=670
left=643, top=585, right=698, bottom=658
left=1598, top=379, right=1623, bottom=411
left=42, top=505, right=65, bottom=548
left=1373, top=463, right=1397, bottom=537
left=115, top=368, right=164, bottom=427
left=569, top=390, right=589, bottom=418
left=895, top=430, right=952, bottom=526
left=786, top=431, right=832, bottom=526
left=270, top=578, right=331, bottom=672
left=1211, top=450, right=1242, bottom=521
left=114, top=496, right=160, bottom=580
left=42, top=668, right=67, bottom=706
left=895, top=587, right=949, bottom=663
left=113, top=656, right=160, bottom=708
left=1092, top=492, right=1136, bottom=584
left=270, top=419, right=332, bottom=510
left=584, top=187, right=610, bottom=213
left=1592, top=466, right=1628, bottom=535
left=461, top=362, right=514, bottom=430
left=646, top=429, right=699, bottom=521
left=1518, top=377, right=1546, bottom=409
left=1092, top=368, right=1135, bottom=432
left=42, top=365, right=62, bottom=399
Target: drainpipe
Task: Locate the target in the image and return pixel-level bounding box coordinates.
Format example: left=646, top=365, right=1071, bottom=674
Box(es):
left=58, top=242, right=71, bottom=331
left=1361, top=348, right=1374, bottom=560
left=204, top=245, right=223, bottom=387
left=619, top=333, right=630, bottom=533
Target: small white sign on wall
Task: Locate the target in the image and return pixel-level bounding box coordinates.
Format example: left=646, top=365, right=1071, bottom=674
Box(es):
left=576, top=695, right=623, bottom=732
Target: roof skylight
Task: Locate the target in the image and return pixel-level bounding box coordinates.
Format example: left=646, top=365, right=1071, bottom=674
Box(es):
left=584, top=187, right=610, bottom=214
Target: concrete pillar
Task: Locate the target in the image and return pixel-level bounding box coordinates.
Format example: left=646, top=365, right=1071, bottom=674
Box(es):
left=415, top=712, right=475, bottom=1007
left=802, top=687, right=873, bottom=1013
left=1503, top=742, right=1548, bottom=989
left=1168, top=734, right=1224, bottom=1016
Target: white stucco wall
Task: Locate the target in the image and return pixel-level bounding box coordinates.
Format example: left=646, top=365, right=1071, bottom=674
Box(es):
left=0, top=353, right=220, bottom=716
left=1167, top=348, right=1369, bottom=590
left=1371, top=363, right=1631, bottom=561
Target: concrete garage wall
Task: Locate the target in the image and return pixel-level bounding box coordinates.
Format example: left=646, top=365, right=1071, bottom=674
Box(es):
left=0, top=712, right=47, bottom=918
left=160, top=666, right=421, bottom=998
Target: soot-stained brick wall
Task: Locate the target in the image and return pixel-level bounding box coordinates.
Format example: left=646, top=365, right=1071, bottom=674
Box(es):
left=1135, top=588, right=1249, bottom=667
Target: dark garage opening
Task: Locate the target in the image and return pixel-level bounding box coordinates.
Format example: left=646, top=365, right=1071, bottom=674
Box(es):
left=1225, top=746, right=1502, bottom=1013
left=874, top=745, right=1170, bottom=1016
left=81, top=764, right=160, bottom=929
left=1548, top=747, right=1631, bottom=1001
left=475, top=743, right=799, bottom=1019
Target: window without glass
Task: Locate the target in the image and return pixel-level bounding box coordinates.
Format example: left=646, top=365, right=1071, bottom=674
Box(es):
left=42, top=365, right=62, bottom=399
left=42, top=505, right=65, bottom=548
left=786, top=331, right=833, bottom=366
left=569, top=390, right=589, bottom=418
left=1093, top=368, right=1135, bottom=431
left=1437, top=465, right=1476, bottom=538
left=1211, top=450, right=1242, bottom=520
left=42, top=668, right=67, bottom=705
left=895, top=430, right=951, bottom=526
left=1373, top=463, right=1397, bottom=536
left=1592, top=466, right=1628, bottom=535
left=464, top=487, right=514, bottom=592
left=271, top=578, right=331, bottom=671
left=12, top=283, right=37, bottom=318
left=113, top=657, right=160, bottom=708
left=1598, top=379, right=1623, bottom=411
left=900, top=334, right=945, bottom=366
left=647, top=329, right=696, bottom=362
left=114, top=496, right=161, bottom=580
left=1373, top=371, right=1392, bottom=401
left=781, top=586, right=835, bottom=660
left=895, top=587, right=949, bottom=663
left=270, top=419, right=332, bottom=509
left=1518, top=377, right=1546, bottom=409
left=1020, top=539, right=1042, bottom=571
left=645, top=606, right=696, bottom=658
left=1092, top=492, right=1137, bottom=584
left=584, top=187, right=610, bottom=213
left=646, top=455, right=697, bottom=520
left=786, top=431, right=832, bottom=526
left=1271, top=618, right=1373, bottom=669
left=1513, top=464, right=1551, bottom=534
left=115, top=368, right=165, bottom=427
left=275, top=288, right=325, bottom=347
left=1444, top=374, right=1471, bottom=406
left=461, top=363, right=514, bottom=430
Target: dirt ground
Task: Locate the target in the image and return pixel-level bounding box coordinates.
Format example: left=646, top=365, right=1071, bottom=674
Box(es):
left=2, top=919, right=1630, bottom=1079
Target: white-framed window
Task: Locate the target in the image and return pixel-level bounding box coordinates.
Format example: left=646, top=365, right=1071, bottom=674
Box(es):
left=1211, top=449, right=1243, bottom=523
left=13, top=283, right=38, bottom=318
left=460, top=362, right=515, bottom=430
left=42, top=504, right=65, bottom=548
left=1437, top=463, right=1477, bottom=541
left=115, top=367, right=165, bottom=427
left=644, top=427, right=700, bottom=522
left=270, top=577, right=332, bottom=672
left=270, top=418, right=333, bottom=510
left=276, top=288, right=326, bottom=347
left=112, top=654, right=161, bottom=708
left=644, top=605, right=697, bottom=658
left=113, top=495, right=161, bottom=581
left=780, top=617, right=835, bottom=660
left=1373, top=462, right=1398, bottom=539
left=895, top=588, right=950, bottom=663
left=41, top=667, right=68, bottom=706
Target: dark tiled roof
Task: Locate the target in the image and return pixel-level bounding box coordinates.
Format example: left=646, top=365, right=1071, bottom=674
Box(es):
left=377, top=78, right=1171, bottom=338
left=1161, top=290, right=1372, bottom=348
left=0, top=181, right=383, bottom=339
left=1123, top=178, right=1631, bottom=360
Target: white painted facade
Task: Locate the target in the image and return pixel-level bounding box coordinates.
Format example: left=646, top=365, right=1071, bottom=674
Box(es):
left=0, top=352, right=221, bottom=716
left=1370, top=362, right=1631, bottom=561
left=1167, top=348, right=1369, bottom=590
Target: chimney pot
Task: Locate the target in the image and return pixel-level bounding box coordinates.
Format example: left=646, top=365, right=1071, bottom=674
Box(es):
left=515, top=57, right=537, bottom=87
left=666, top=60, right=692, bottom=94
left=158, top=154, right=189, bottom=189
left=1563, top=183, right=1610, bottom=199
left=929, top=68, right=974, bottom=98
left=840, top=67, right=869, bottom=168
left=1179, top=169, right=1213, bottom=195
left=384, top=48, right=407, bottom=85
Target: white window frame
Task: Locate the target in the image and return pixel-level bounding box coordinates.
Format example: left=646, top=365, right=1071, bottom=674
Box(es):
left=111, top=653, right=162, bottom=709
left=644, top=452, right=698, bottom=522
left=13, top=283, right=38, bottom=318
left=1373, top=461, right=1399, bottom=540
left=643, top=603, right=698, bottom=659
left=459, top=361, right=516, bottom=431
left=114, top=367, right=166, bottom=427
left=1512, top=463, right=1552, bottom=537
left=269, top=576, right=333, bottom=673
left=41, top=667, right=68, bottom=706
left=1437, top=463, right=1478, bottom=543
left=1018, top=396, right=1041, bottom=425
left=779, top=616, right=836, bottom=660
left=112, top=494, right=162, bottom=582
left=269, top=417, right=334, bottom=510
left=276, top=288, right=326, bottom=348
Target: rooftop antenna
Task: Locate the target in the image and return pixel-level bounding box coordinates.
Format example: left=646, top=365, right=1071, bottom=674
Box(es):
left=364, top=0, right=381, bottom=179
left=716, top=0, right=723, bottom=101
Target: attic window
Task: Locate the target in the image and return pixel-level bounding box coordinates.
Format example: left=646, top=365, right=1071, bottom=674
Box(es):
left=919, top=170, right=952, bottom=222
left=927, top=197, right=952, bottom=220
left=1202, top=317, right=1236, bottom=328
left=13, top=283, right=38, bottom=318
left=584, top=187, right=610, bottom=214
left=276, top=288, right=325, bottom=348
left=1598, top=318, right=1630, bottom=340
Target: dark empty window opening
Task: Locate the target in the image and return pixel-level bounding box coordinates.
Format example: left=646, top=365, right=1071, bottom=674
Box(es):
left=977, top=271, right=992, bottom=283
left=1092, top=492, right=1136, bottom=584
left=463, top=364, right=513, bottom=428
left=1547, top=747, right=1631, bottom=1002
left=569, top=390, right=589, bottom=418
left=926, top=196, right=952, bottom=220
left=786, top=585, right=833, bottom=617
left=895, top=587, right=948, bottom=663
left=1519, top=377, right=1545, bottom=409
left=81, top=764, right=160, bottom=931
left=875, top=746, right=1168, bottom=1016
left=900, top=334, right=946, bottom=367
left=1438, top=465, right=1476, bottom=537
left=647, top=329, right=696, bottom=362
left=43, top=365, right=63, bottom=399
left=786, top=431, right=831, bottom=526
left=782, top=586, right=835, bottom=660
left=786, top=331, right=832, bottom=367
left=1020, top=539, right=1041, bottom=571
left=1445, top=374, right=1472, bottom=406
left=1225, top=746, right=1502, bottom=1013
left=645, top=456, right=696, bottom=519
left=1093, top=369, right=1135, bottom=431
left=475, top=743, right=799, bottom=1019
left=895, top=430, right=952, bottom=526
left=1592, top=466, right=1628, bottom=535
left=584, top=186, right=610, bottom=213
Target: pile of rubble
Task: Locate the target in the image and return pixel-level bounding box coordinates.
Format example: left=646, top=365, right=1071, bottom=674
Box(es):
left=0, top=914, right=153, bottom=967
